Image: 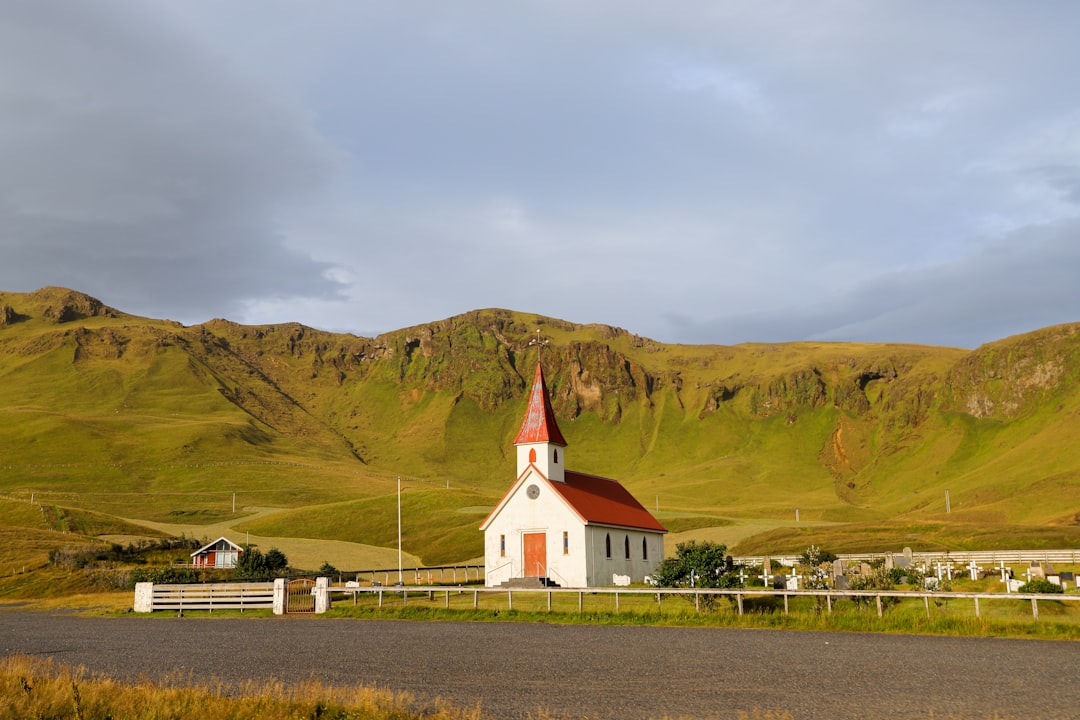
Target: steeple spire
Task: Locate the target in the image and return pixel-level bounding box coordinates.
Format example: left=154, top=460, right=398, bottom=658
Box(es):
left=514, top=361, right=567, bottom=446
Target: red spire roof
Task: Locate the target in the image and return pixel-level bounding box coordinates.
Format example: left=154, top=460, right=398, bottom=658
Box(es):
left=513, top=362, right=567, bottom=446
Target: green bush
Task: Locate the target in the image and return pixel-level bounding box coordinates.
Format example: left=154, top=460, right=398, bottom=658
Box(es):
left=650, top=540, right=744, bottom=609
left=1018, top=578, right=1064, bottom=594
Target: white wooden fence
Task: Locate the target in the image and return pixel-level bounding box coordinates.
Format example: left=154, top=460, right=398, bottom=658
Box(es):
left=133, top=581, right=275, bottom=613
left=733, top=549, right=1080, bottom=566
left=347, top=585, right=1080, bottom=621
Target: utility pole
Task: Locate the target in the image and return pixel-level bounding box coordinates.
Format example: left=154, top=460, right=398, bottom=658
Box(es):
left=397, top=476, right=403, bottom=584
left=945, top=490, right=951, bottom=513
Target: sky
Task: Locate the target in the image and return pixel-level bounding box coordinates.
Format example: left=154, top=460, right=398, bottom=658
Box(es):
left=2, top=2, right=1079, bottom=348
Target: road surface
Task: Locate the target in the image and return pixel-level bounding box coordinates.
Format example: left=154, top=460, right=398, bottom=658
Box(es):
left=1, top=610, right=1077, bottom=719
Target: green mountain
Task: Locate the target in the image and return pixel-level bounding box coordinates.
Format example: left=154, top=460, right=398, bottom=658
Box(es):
left=2, top=286, right=1079, bottom=566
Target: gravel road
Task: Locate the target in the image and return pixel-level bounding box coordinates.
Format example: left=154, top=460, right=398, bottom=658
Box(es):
left=1, top=610, right=1078, bottom=719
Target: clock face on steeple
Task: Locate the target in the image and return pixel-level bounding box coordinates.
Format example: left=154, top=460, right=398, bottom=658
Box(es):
left=526, top=484, right=540, bottom=499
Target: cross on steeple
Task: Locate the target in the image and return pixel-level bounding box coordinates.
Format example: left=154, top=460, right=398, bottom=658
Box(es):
left=528, top=328, right=548, bottom=360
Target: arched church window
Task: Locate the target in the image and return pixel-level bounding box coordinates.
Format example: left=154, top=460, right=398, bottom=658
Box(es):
left=554, top=449, right=559, bottom=464
left=642, top=537, right=648, bottom=560
left=529, top=448, right=537, bottom=463
left=605, top=533, right=611, bottom=558
left=624, top=535, right=630, bottom=559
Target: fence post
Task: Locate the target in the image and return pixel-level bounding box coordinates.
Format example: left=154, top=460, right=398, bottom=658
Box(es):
left=473, top=590, right=478, bottom=608
left=974, top=596, right=980, bottom=618
left=314, top=577, right=331, bottom=614
left=694, top=592, right=700, bottom=613
left=615, top=591, right=620, bottom=612
left=737, top=593, right=743, bottom=615
left=507, top=589, right=512, bottom=611
left=547, top=591, right=552, bottom=612
left=924, top=595, right=930, bottom=618
left=783, top=593, right=789, bottom=616
left=578, top=592, right=583, bottom=613
left=826, top=593, right=832, bottom=613
left=1031, top=597, right=1039, bottom=620
left=876, top=595, right=883, bottom=618
left=133, top=582, right=154, bottom=613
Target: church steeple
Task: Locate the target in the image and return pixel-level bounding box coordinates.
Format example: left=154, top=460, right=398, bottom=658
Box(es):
left=514, top=360, right=567, bottom=482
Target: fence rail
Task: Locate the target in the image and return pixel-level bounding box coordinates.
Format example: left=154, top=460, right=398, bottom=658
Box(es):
left=135, top=581, right=275, bottom=613
left=732, top=549, right=1080, bottom=566
left=345, top=584, right=1080, bottom=621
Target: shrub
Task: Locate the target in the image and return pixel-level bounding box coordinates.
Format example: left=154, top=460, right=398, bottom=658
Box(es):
left=1018, top=579, right=1064, bottom=594
left=650, top=541, right=744, bottom=609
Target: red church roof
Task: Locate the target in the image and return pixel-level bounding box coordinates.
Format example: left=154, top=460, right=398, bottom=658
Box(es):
left=513, top=362, right=567, bottom=446
left=552, top=471, right=667, bottom=532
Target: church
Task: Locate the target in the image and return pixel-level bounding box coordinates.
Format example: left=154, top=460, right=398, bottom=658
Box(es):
left=480, top=360, right=666, bottom=587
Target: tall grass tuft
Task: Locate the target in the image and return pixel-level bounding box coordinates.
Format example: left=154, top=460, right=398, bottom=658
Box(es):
left=1, top=654, right=484, bottom=720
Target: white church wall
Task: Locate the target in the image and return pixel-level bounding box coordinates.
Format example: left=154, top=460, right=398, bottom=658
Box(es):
left=584, top=526, right=665, bottom=587
left=484, top=471, right=586, bottom=587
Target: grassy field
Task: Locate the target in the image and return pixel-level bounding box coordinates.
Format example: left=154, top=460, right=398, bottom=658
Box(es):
left=2, top=289, right=1080, bottom=597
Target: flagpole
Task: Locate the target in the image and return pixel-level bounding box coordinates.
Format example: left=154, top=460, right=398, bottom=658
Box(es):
left=397, top=476, right=403, bottom=584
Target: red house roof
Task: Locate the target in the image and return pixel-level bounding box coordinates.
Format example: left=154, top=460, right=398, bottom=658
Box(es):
left=513, top=362, right=567, bottom=446
left=553, top=471, right=667, bottom=532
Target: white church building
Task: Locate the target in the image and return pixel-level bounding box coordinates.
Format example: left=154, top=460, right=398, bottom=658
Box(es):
left=481, top=361, right=666, bottom=587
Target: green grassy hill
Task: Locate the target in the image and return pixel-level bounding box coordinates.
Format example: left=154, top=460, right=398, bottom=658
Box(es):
left=2, top=286, right=1080, bottom=576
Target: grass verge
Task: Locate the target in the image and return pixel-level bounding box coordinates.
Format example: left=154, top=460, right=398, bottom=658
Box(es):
left=1, top=653, right=482, bottom=720
left=322, top=590, right=1080, bottom=640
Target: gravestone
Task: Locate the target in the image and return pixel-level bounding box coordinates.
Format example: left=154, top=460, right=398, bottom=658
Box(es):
left=884, top=554, right=895, bottom=570
left=902, top=547, right=913, bottom=562
left=834, top=575, right=850, bottom=591
left=832, top=558, right=845, bottom=580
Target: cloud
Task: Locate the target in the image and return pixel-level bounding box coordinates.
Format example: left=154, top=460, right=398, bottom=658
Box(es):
left=2, top=2, right=1078, bottom=349
left=0, top=2, right=344, bottom=323
left=665, top=217, right=1080, bottom=348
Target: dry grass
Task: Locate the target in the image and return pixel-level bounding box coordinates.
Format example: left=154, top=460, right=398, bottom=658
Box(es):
left=1, top=654, right=483, bottom=720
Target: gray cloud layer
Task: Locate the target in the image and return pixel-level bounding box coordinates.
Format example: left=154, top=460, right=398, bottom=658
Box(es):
left=0, top=2, right=343, bottom=321
left=2, top=2, right=1078, bottom=346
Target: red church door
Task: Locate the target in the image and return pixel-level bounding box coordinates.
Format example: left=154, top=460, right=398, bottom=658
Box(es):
left=523, top=533, right=546, bottom=577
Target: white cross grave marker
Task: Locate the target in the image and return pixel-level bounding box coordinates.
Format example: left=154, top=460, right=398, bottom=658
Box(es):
left=968, top=561, right=980, bottom=581
left=759, top=570, right=774, bottom=588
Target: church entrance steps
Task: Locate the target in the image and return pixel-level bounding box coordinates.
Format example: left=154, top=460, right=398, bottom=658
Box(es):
left=499, top=577, right=561, bottom=589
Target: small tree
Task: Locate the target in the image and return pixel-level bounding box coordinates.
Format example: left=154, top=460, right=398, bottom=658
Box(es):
left=650, top=541, right=743, bottom=609
left=234, top=546, right=268, bottom=579
left=264, top=548, right=288, bottom=575
left=318, top=561, right=339, bottom=577
left=798, top=545, right=836, bottom=613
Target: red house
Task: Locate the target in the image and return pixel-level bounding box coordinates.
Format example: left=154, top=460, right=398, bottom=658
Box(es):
left=191, top=537, right=243, bottom=569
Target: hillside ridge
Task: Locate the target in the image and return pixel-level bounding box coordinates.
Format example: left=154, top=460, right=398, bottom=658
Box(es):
left=2, top=287, right=1079, bottom=564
